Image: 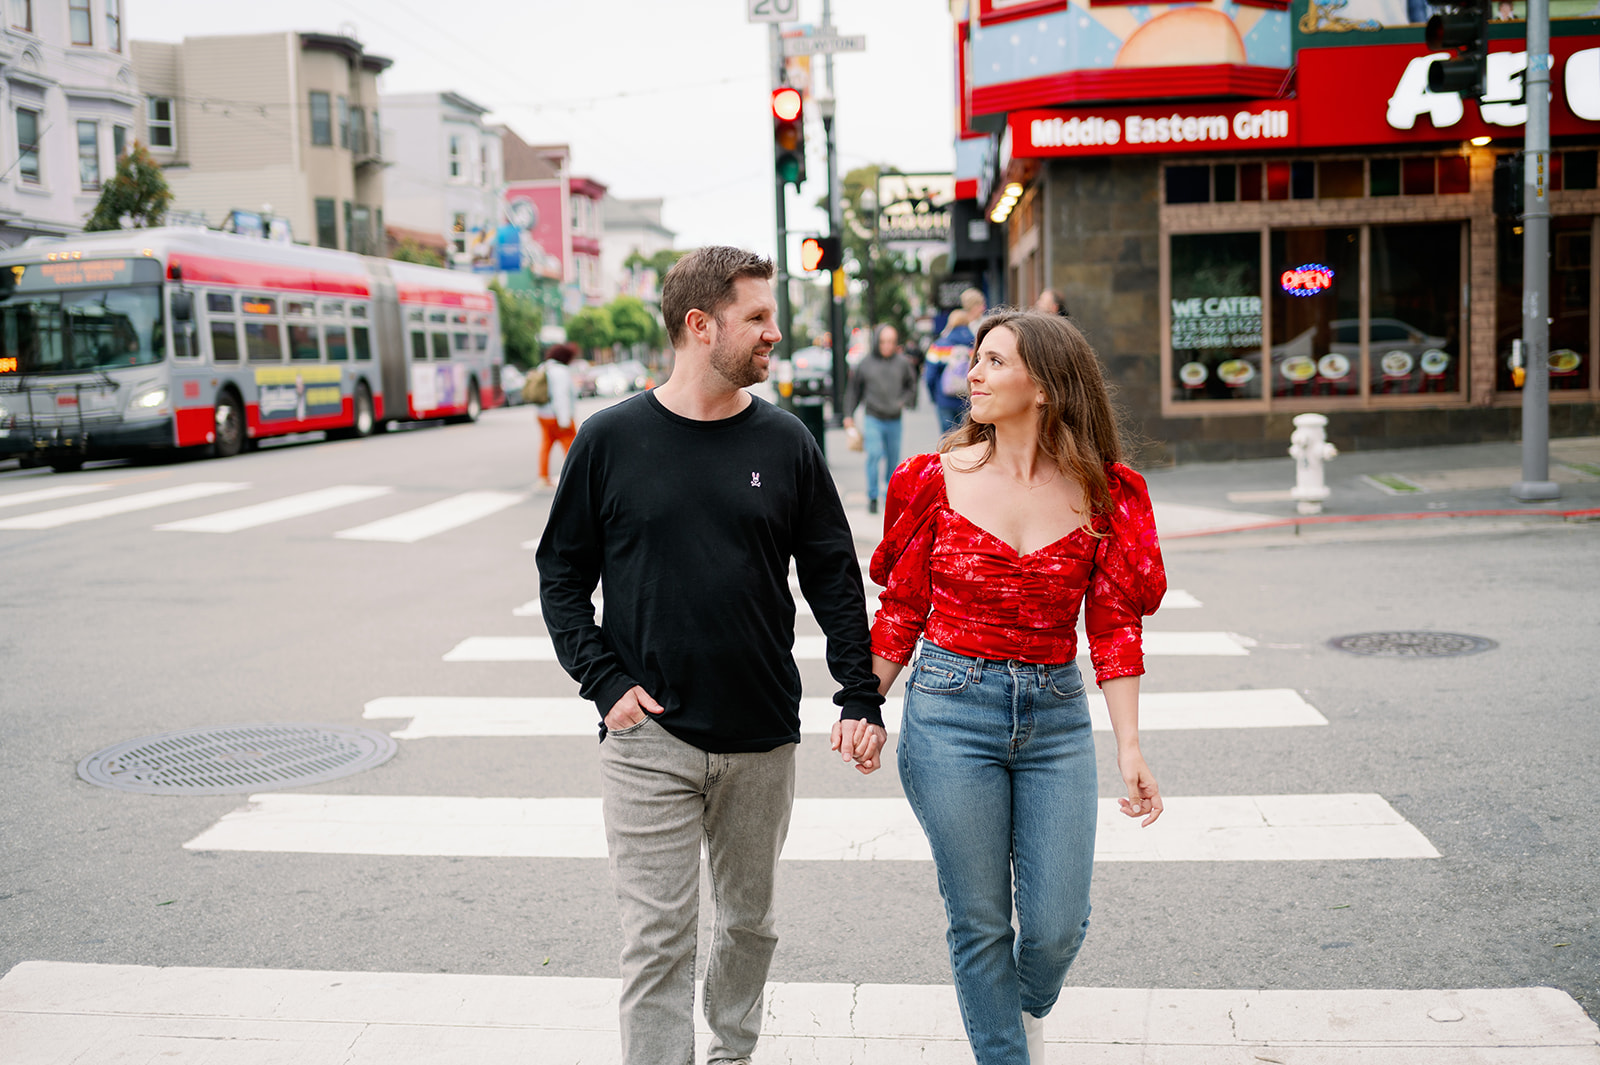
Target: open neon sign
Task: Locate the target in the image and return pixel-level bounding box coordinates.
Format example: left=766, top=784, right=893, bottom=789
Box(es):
left=1281, top=264, right=1334, bottom=297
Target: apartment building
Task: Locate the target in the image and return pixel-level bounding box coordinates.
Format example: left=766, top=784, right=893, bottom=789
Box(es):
left=380, top=90, right=502, bottom=268
left=130, top=31, right=389, bottom=252
left=600, top=195, right=675, bottom=304
left=0, top=0, right=140, bottom=245
left=499, top=127, right=606, bottom=312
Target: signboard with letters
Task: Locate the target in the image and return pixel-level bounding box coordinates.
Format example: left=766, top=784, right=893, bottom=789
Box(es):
left=875, top=174, right=955, bottom=246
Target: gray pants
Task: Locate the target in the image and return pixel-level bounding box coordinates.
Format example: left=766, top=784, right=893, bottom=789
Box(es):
left=599, top=715, right=797, bottom=1065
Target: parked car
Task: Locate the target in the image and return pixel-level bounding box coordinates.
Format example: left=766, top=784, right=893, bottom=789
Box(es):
left=501, top=365, right=527, bottom=405
left=569, top=359, right=596, bottom=398
left=789, top=345, right=833, bottom=397
left=593, top=359, right=653, bottom=397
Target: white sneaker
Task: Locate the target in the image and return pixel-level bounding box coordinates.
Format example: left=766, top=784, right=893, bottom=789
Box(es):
left=1022, top=1011, right=1046, bottom=1064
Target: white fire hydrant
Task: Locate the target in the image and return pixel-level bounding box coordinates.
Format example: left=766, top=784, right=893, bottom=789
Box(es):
left=1289, top=413, right=1338, bottom=515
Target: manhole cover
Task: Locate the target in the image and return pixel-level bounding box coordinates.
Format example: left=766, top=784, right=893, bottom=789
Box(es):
left=78, top=723, right=397, bottom=795
left=1329, top=632, right=1498, bottom=658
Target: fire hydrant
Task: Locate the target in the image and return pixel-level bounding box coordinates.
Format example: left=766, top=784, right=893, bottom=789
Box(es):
left=1289, top=413, right=1338, bottom=515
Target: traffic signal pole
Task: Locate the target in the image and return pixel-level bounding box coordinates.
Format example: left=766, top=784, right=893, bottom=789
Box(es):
left=821, top=0, right=848, bottom=426
left=769, top=24, right=794, bottom=412
left=1513, top=0, right=1558, bottom=500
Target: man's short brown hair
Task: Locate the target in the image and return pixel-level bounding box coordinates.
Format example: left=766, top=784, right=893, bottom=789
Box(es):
left=661, top=246, right=774, bottom=347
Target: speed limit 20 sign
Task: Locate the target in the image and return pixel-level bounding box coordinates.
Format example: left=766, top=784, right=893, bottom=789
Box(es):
left=747, top=0, right=798, bottom=23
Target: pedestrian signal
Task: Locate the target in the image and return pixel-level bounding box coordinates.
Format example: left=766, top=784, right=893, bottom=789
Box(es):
left=772, top=87, right=806, bottom=189
left=799, top=235, right=841, bottom=273
left=1425, top=0, right=1489, bottom=97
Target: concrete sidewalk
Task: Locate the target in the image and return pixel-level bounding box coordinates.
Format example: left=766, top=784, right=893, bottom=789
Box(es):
left=816, top=395, right=1600, bottom=543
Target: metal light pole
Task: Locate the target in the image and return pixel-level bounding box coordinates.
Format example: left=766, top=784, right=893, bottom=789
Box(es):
left=818, top=97, right=847, bottom=424
left=768, top=23, right=794, bottom=411
left=859, top=185, right=878, bottom=328
left=1513, top=0, right=1558, bottom=501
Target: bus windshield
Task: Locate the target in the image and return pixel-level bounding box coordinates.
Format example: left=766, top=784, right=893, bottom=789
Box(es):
left=0, top=285, right=165, bottom=375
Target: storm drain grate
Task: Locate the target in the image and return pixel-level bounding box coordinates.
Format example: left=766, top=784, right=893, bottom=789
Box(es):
left=1329, top=631, right=1498, bottom=658
left=78, top=723, right=397, bottom=796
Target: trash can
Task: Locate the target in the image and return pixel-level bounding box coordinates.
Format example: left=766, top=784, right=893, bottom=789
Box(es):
left=791, top=395, right=827, bottom=456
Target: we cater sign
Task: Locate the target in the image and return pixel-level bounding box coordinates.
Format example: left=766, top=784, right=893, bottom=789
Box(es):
left=1299, top=39, right=1600, bottom=146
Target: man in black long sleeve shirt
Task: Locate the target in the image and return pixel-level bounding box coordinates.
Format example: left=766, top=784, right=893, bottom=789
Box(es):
left=535, top=247, right=886, bottom=1065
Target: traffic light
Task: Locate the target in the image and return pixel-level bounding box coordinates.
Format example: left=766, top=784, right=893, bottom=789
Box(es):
left=1425, top=0, right=1489, bottom=97
left=1493, top=152, right=1524, bottom=217
left=772, top=87, right=806, bottom=189
left=799, top=235, right=841, bottom=273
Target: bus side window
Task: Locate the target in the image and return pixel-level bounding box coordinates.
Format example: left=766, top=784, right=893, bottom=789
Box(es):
left=411, top=331, right=428, bottom=361
left=453, top=332, right=470, bottom=352
left=352, top=326, right=372, bottom=361
left=474, top=331, right=488, bottom=351
left=325, top=324, right=349, bottom=362
left=173, top=291, right=198, bottom=359
left=206, top=293, right=240, bottom=363
left=431, top=332, right=450, bottom=360
left=289, top=323, right=320, bottom=361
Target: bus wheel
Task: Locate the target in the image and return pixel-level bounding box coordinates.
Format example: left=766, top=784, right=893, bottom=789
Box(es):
left=49, top=456, right=85, bottom=473
left=333, top=383, right=375, bottom=439
left=213, top=393, right=245, bottom=458
left=447, top=380, right=482, bottom=424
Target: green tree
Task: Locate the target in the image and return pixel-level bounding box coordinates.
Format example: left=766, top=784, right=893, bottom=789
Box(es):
left=391, top=239, right=445, bottom=268
left=624, top=248, right=687, bottom=280
left=491, top=280, right=542, bottom=368
left=83, top=143, right=172, bottom=231
left=607, top=295, right=662, bottom=351
left=564, top=305, right=615, bottom=357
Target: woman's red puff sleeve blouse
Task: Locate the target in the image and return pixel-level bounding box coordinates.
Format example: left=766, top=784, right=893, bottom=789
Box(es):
left=868, top=453, right=1166, bottom=685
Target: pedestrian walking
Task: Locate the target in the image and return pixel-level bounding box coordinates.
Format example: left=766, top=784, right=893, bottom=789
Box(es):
left=848, top=308, right=1166, bottom=1065
left=842, top=324, right=920, bottom=514
left=924, top=288, right=986, bottom=434
left=535, top=343, right=578, bottom=488
left=536, top=245, right=888, bottom=1065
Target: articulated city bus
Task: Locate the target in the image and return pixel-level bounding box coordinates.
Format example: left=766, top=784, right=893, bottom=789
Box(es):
left=0, top=228, right=504, bottom=472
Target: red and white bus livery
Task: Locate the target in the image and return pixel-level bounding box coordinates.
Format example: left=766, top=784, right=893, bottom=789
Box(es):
left=0, top=228, right=504, bottom=471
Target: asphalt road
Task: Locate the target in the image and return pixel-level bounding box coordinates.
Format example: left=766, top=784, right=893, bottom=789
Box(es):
left=1, top=397, right=1595, bottom=1026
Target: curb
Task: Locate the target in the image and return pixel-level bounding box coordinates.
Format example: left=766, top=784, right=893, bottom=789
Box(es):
left=1165, top=506, right=1600, bottom=539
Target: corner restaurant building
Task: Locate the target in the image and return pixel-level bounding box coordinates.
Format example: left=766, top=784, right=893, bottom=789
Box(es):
left=955, top=0, right=1600, bottom=460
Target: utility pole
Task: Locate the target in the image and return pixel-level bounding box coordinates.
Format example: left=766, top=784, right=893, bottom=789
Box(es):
left=821, top=0, right=847, bottom=425
left=1513, top=0, right=1558, bottom=501
left=769, top=23, right=795, bottom=411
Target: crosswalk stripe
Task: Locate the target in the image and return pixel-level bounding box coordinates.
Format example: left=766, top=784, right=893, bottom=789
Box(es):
left=444, top=631, right=1248, bottom=663
left=181, top=792, right=1438, bottom=861
left=334, top=490, right=526, bottom=543
left=0, top=482, right=111, bottom=509
left=0, top=482, right=250, bottom=530
left=363, top=689, right=1326, bottom=739
left=154, top=485, right=395, bottom=533
left=7, top=962, right=1593, bottom=1064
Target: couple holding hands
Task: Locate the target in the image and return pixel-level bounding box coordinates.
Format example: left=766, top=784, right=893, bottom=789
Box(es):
left=536, top=246, right=1166, bottom=1065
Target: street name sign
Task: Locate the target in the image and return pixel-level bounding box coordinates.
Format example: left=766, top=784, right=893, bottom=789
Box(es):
left=783, top=34, right=866, bottom=56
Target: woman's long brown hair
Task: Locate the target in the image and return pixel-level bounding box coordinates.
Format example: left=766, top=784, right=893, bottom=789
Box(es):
left=941, top=308, right=1125, bottom=532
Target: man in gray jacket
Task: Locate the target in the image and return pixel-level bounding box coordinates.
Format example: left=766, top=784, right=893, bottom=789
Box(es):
left=841, top=324, right=920, bottom=514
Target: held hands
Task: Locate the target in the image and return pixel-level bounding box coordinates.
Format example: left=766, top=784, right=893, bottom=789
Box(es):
left=830, top=718, right=889, bottom=775
left=1117, top=747, right=1163, bottom=827
left=604, top=686, right=664, bottom=732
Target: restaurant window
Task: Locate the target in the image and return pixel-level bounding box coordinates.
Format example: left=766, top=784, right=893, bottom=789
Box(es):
left=68, top=0, right=90, bottom=45
left=315, top=198, right=337, bottom=249
left=147, top=97, right=174, bottom=149
left=1371, top=158, right=1400, bottom=197
left=76, top=121, right=99, bottom=189
left=16, top=107, right=40, bottom=184
left=1369, top=222, right=1462, bottom=395
left=1497, top=215, right=1593, bottom=392
left=1290, top=161, right=1315, bottom=199
left=1270, top=228, right=1360, bottom=398
left=310, top=92, right=332, bottom=146
left=1240, top=163, right=1262, bottom=201
left=1318, top=160, right=1363, bottom=199
left=1561, top=150, right=1598, bottom=190
left=1165, top=166, right=1210, bottom=205
left=1169, top=232, right=1263, bottom=402
left=1214, top=164, right=1237, bottom=203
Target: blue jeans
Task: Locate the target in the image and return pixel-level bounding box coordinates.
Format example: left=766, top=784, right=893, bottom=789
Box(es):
left=862, top=413, right=902, bottom=503
left=897, top=642, right=1098, bottom=1065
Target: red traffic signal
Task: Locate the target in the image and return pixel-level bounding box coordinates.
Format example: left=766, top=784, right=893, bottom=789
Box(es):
left=799, top=235, right=841, bottom=273
left=772, top=87, right=806, bottom=188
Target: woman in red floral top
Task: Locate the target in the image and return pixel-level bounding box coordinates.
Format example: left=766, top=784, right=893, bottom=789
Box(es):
left=833, top=309, right=1166, bottom=1065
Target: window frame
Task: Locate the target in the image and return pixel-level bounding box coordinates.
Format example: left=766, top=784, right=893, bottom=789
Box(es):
left=146, top=96, right=174, bottom=150
left=105, top=0, right=121, bottom=51
left=68, top=0, right=90, bottom=45
left=76, top=120, right=99, bottom=189
left=309, top=91, right=332, bottom=147
left=337, top=95, right=349, bottom=150
left=314, top=197, right=337, bottom=249
left=8, top=0, right=31, bottom=33
left=16, top=106, right=41, bottom=185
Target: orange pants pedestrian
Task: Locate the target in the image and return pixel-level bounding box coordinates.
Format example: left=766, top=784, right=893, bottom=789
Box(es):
left=539, top=417, right=578, bottom=484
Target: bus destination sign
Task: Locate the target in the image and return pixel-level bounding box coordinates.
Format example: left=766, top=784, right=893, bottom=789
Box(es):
left=8, top=258, right=157, bottom=292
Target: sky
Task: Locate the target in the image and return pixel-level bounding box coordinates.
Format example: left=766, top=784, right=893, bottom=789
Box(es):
left=132, top=0, right=959, bottom=262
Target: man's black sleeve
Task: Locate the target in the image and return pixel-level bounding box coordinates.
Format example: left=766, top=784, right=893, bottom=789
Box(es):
left=792, top=436, right=885, bottom=726
left=534, top=431, right=639, bottom=719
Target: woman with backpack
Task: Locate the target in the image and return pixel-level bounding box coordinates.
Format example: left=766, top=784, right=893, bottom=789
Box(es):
left=533, top=343, right=579, bottom=488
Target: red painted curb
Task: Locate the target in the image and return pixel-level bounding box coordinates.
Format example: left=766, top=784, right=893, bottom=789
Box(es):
left=1166, top=507, right=1600, bottom=539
